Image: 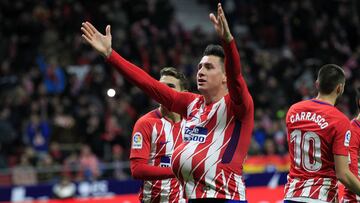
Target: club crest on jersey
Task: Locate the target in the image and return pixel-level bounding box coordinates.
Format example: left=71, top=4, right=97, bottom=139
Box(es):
left=184, top=126, right=207, bottom=143
left=132, top=132, right=143, bottom=149
left=344, top=130, right=351, bottom=147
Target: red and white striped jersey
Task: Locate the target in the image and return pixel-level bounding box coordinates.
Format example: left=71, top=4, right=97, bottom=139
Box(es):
left=130, top=109, right=186, bottom=203
left=171, top=92, right=253, bottom=200
left=284, top=99, right=351, bottom=203
left=342, top=119, right=360, bottom=203
left=107, top=39, right=254, bottom=200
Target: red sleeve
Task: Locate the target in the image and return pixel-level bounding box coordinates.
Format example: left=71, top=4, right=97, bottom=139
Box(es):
left=106, top=50, right=196, bottom=116
left=349, top=125, right=360, bottom=178
left=349, top=131, right=360, bottom=177
left=222, top=39, right=253, bottom=120
left=130, top=158, right=175, bottom=180
left=333, top=117, right=351, bottom=156
left=129, top=117, right=151, bottom=160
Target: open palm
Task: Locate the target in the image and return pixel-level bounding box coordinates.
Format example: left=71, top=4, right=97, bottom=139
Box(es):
left=81, top=22, right=112, bottom=57
left=209, top=3, right=233, bottom=43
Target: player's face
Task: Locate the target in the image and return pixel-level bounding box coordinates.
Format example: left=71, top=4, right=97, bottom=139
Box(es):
left=159, top=75, right=182, bottom=92
left=197, top=55, right=226, bottom=93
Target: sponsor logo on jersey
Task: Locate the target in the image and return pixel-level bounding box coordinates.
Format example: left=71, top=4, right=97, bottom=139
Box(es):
left=344, top=130, right=351, bottom=147
left=132, top=132, right=143, bottom=149
left=184, top=126, right=207, bottom=143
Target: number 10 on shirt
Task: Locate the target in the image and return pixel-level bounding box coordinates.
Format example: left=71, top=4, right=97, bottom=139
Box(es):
left=290, top=130, right=322, bottom=172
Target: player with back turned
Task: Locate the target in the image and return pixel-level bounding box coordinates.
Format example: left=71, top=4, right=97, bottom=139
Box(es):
left=342, top=87, right=360, bottom=203
left=284, top=64, right=360, bottom=202
left=81, top=3, right=254, bottom=202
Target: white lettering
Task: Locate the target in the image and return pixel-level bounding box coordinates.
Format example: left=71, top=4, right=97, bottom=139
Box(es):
left=290, top=112, right=328, bottom=129
left=290, top=115, right=294, bottom=123
left=310, top=113, right=316, bottom=122
left=300, top=112, right=306, bottom=120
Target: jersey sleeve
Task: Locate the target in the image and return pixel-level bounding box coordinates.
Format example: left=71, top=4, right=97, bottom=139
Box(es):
left=222, top=39, right=254, bottom=120
left=332, top=116, right=351, bottom=156
left=171, top=92, right=199, bottom=117
left=129, top=117, right=152, bottom=160
left=349, top=125, right=360, bottom=177
left=106, top=50, right=196, bottom=116
left=130, top=158, right=175, bottom=180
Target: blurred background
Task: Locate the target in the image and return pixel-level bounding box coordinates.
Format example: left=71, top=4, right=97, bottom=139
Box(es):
left=0, top=0, right=359, bottom=202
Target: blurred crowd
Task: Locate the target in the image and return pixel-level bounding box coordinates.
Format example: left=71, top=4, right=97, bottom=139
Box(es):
left=0, top=0, right=359, bottom=186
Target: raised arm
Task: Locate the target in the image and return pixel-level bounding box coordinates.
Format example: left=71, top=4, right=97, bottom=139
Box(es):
left=210, top=4, right=253, bottom=118
left=81, top=22, right=194, bottom=115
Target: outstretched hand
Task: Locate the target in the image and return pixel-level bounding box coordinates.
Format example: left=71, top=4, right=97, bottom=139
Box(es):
left=209, top=3, right=233, bottom=43
left=81, top=22, right=113, bottom=58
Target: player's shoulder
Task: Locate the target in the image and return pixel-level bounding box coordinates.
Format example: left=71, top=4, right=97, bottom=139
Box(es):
left=179, top=91, right=201, bottom=104
left=289, top=100, right=307, bottom=109
left=135, top=109, right=162, bottom=125
left=289, top=100, right=347, bottom=118
left=351, top=119, right=360, bottom=133
left=350, top=119, right=360, bottom=144
left=351, top=119, right=360, bottom=126
left=328, top=107, right=349, bottom=122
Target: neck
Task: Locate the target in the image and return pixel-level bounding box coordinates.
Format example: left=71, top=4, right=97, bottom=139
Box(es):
left=315, top=93, right=338, bottom=106
left=159, top=107, right=181, bottom=123
left=357, top=113, right=360, bottom=121
left=201, top=87, right=228, bottom=105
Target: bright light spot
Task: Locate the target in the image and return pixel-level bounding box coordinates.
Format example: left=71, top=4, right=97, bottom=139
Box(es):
left=107, top=88, right=116, bottom=97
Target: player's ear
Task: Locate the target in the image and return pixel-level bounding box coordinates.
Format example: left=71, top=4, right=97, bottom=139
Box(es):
left=335, top=83, right=344, bottom=96
left=222, top=75, right=227, bottom=84
left=315, top=80, right=320, bottom=90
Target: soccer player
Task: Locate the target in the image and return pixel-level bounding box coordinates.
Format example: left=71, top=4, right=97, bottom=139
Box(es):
left=342, top=88, right=360, bottom=202
left=130, top=67, right=187, bottom=203
left=284, top=64, right=360, bottom=202
left=81, top=3, right=253, bottom=202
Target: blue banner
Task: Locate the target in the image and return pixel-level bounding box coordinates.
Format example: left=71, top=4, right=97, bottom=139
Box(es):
left=0, top=172, right=287, bottom=202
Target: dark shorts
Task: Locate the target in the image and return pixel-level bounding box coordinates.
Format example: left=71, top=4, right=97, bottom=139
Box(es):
left=283, top=200, right=304, bottom=203
left=188, top=199, right=247, bottom=203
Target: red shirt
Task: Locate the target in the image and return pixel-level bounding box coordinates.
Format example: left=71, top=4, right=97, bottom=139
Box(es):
left=130, top=109, right=186, bottom=203
left=284, top=99, right=351, bottom=202
left=107, top=39, right=254, bottom=200
left=342, top=119, right=360, bottom=202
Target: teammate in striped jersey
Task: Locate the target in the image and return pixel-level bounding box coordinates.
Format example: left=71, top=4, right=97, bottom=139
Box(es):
left=342, top=88, right=360, bottom=203
left=284, top=65, right=360, bottom=203
left=130, top=67, right=187, bottom=203
left=81, top=3, right=254, bottom=202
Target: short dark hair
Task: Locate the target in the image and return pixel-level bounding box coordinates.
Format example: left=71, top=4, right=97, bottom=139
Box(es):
left=203, top=44, right=225, bottom=63
left=160, top=67, right=188, bottom=90
left=356, top=87, right=360, bottom=111
left=317, top=64, right=345, bottom=94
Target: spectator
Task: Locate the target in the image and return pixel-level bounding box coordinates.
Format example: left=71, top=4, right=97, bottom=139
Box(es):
left=37, top=153, right=58, bottom=183
left=79, top=145, right=101, bottom=181
left=12, top=155, right=38, bottom=186
left=111, top=144, right=128, bottom=180
left=25, top=113, right=51, bottom=155
left=63, top=151, right=82, bottom=182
